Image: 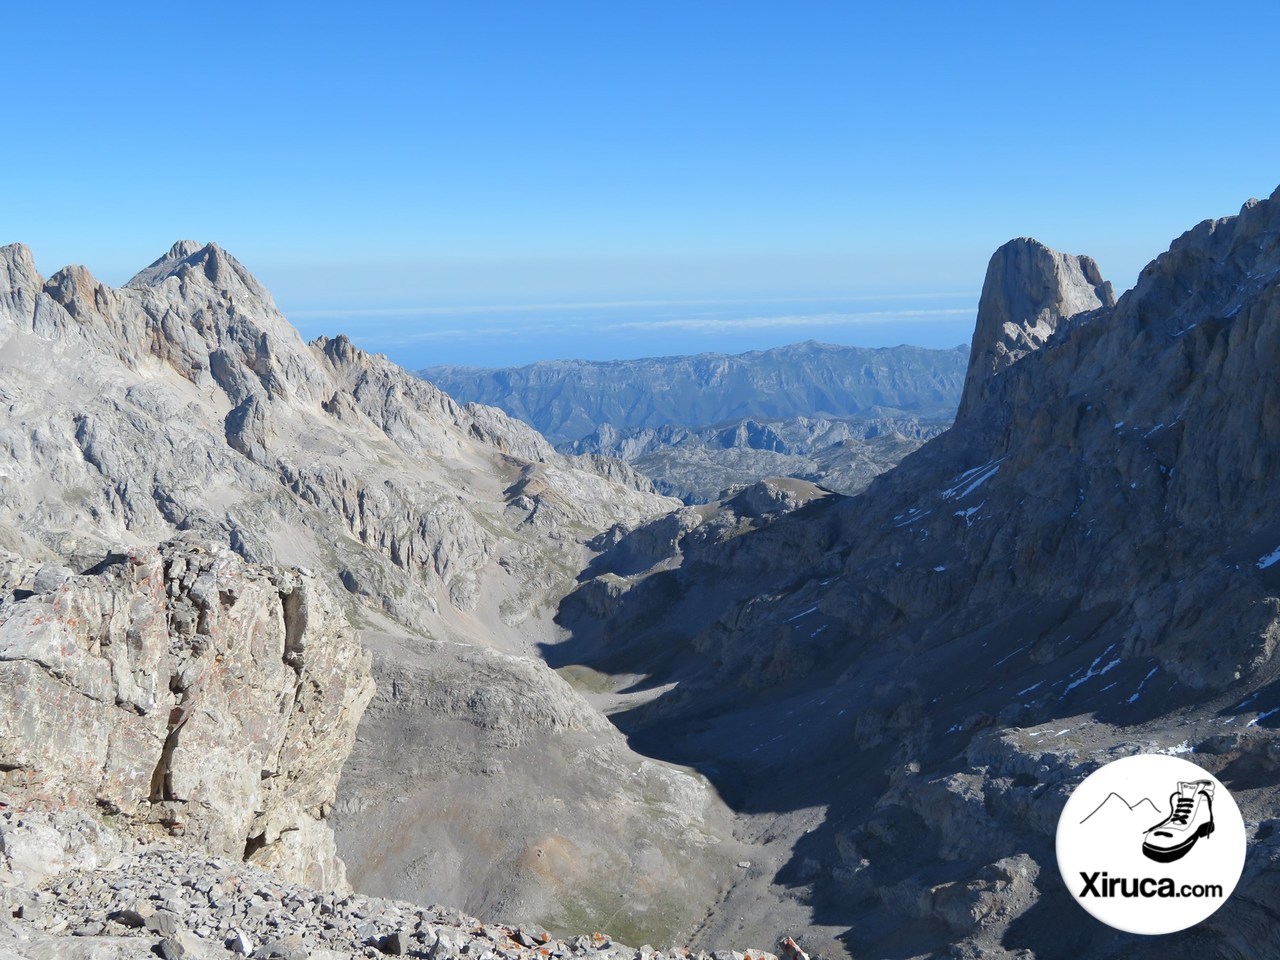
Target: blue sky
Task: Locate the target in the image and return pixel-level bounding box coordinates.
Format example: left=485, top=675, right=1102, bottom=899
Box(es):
left=5, top=2, right=1279, bottom=367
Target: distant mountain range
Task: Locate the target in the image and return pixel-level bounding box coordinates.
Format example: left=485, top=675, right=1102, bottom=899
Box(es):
left=422, top=341, right=969, bottom=500
left=420, top=341, right=969, bottom=444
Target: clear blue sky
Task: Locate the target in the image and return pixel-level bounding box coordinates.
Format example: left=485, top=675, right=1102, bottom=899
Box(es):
left=5, top=2, right=1279, bottom=366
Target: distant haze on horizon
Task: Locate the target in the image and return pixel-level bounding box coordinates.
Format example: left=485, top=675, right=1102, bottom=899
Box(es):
left=5, top=2, right=1278, bottom=367
left=285, top=291, right=978, bottom=369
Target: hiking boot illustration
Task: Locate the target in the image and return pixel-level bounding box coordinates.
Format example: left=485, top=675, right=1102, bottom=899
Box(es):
left=1142, top=780, right=1215, bottom=863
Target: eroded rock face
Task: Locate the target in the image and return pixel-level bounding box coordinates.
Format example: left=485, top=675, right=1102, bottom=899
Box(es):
left=0, top=539, right=373, bottom=890
left=13, top=183, right=1279, bottom=959
left=958, top=237, right=1114, bottom=419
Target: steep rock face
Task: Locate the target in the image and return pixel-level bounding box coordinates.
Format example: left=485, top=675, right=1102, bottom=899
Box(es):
left=555, top=188, right=1280, bottom=959
left=0, top=539, right=373, bottom=889
left=957, top=237, right=1114, bottom=419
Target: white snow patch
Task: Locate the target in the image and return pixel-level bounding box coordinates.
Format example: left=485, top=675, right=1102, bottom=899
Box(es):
left=1257, top=546, right=1280, bottom=570
left=1248, top=708, right=1280, bottom=727
left=893, top=507, right=932, bottom=528
left=784, top=605, right=819, bottom=623
left=943, top=458, right=1005, bottom=501
left=1131, top=670, right=1162, bottom=706
left=1017, top=681, right=1043, bottom=696
left=1161, top=739, right=1193, bottom=755
left=994, top=643, right=1029, bottom=667
left=932, top=565, right=946, bottom=573
left=1063, top=645, right=1120, bottom=695
left=1114, top=421, right=1125, bottom=428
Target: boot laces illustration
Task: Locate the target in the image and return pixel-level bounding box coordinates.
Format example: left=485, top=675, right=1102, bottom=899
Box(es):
left=1142, top=780, right=1215, bottom=863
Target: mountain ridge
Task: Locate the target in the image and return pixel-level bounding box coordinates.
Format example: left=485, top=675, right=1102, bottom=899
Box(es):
left=0, top=237, right=741, bottom=948
left=421, top=340, right=969, bottom=444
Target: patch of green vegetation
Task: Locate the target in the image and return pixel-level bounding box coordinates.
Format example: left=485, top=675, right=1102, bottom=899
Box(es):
left=499, top=588, right=535, bottom=625
left=555, top=664, right=618, bottom=695
left=548, top=882, right=694, bottom=950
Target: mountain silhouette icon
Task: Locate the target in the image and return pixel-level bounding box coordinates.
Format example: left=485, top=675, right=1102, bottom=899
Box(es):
left=1080, top=792, right=1162, bottom=826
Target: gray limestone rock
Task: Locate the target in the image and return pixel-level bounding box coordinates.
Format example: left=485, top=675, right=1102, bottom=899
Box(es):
left=157, top=929, right=210, bottom=960
left=145, top=909, right=181, bottom=939
left=958, top=237, right=1114, bottom=419
left=0, top=542, right=374, bottom=890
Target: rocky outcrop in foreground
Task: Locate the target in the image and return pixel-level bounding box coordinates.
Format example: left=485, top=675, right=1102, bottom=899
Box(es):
left=0, top=539, right=373, bottom=890
left=0, top=808, right=791, bottom=960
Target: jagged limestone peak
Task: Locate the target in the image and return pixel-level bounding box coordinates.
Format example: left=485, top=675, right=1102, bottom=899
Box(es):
left=124, top=240, right=272, bottom=305
left=123, top=239, right=205, bottom=288
left=958, top=237, right=1114, bottom=419
left=0, top=241, right=41, bottom=281
left=0, top=243, right=45, bottom=324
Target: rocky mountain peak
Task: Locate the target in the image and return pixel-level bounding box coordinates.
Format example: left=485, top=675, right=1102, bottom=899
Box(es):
left=125, top=239, right=207, bottom=288
left=1118, top=189, right=1280, bottom=340
left=957, top=236, right=1114, bottom=419
left=126, top=239, right=274, bottom=304
left=0, top=242, right=44, bottom=320
left=0, top=242, right=40, bottom=282
left=315, top=333, right=366, bottom=370
left=43, top=262, right=115, bottom=319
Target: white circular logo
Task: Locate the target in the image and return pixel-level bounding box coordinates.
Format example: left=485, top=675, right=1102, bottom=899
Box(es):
left=1056, top=754, right=1245, bottom=934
